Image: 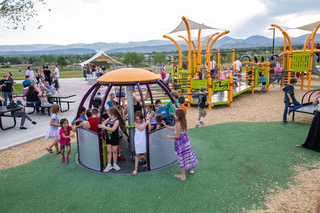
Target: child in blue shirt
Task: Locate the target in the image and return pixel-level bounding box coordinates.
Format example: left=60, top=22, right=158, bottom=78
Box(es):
left=155, top=99, right=170, bottom=124
left=261, top=74, right=266, bottom=89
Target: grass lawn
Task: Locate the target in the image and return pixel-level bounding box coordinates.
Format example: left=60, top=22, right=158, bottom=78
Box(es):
left=0, top=121, right=317, bottom=213
left=0, top=67, right=84, bottom=80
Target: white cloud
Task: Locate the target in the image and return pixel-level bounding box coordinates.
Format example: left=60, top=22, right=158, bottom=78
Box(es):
left=0, top=0, right=319, bottom=45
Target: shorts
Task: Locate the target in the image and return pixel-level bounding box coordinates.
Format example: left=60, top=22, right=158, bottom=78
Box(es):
left=198, top=107, right=207, bottom=117
left=262, top=82, right=266, bottom=86
left=116, top=92, right=125, bottom=98
left=106, top=136, right=119, bottom=146
left=60, top=142, right=71, bottom=150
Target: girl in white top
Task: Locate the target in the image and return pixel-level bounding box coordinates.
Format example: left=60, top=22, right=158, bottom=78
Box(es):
left=40, top=91, right=52, bottom=107
left=132, top=110, right=150, bottom=176
left=45, top=104, right=61, bottom=154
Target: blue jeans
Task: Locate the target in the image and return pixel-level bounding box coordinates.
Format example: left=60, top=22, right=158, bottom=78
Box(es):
left=283, top=100, right=302, bottom=122
left=26, top=100, right=44, bottom=113
left=2, top=91, right=12, bottom=106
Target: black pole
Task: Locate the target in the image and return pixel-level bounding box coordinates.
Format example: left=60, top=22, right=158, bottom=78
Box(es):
left=272, top=28, right=275, bottom=54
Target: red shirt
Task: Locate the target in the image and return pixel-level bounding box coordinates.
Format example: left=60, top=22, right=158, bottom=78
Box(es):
left=88, top=117, right=99, bottom=133
left=179, top=105, right=187, bottom=115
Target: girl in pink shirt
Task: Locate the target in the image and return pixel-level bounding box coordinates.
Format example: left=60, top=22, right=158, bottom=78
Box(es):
left=59, top=118, right=77, bottom=163
left=219, top=70, right=226, bottom=80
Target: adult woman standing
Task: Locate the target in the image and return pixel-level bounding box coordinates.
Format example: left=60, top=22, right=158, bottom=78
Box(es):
left=296, top=91, right=320, bottom=151
left=0, top=74, right=13, bottom=106
left=25, top=85, right=43, bottom=114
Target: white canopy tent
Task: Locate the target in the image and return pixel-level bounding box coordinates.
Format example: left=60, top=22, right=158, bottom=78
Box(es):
left=78, top=50, right=122, bottom=69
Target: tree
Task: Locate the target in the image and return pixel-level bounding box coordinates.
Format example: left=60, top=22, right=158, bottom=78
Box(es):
left=123, top=52, right=145, bottom=67
left=57, top=56, right=68, bottom=69
left=33, top=55, right=45, bottom=66
left=0, top=0, right=49, bottom=30
left=153, top=52, right=166, bottom=66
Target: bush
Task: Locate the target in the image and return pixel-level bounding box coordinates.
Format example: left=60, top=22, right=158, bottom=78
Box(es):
left=1, top=65, right=11, bottom=68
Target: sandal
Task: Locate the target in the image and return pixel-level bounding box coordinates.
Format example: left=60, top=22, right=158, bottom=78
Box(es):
left=46, top=148, right=53, bottom=154
left=56, top=151, right=61, bottom=155
left=131, top=171, right=137, bottom=176
left=187, top=169, right=195, bottom=174
left=174, top=174, right=186, bottom=181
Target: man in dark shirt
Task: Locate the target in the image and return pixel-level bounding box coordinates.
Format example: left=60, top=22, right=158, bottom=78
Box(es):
left=0, top=74, right=13, bottom=106
left=43, top=66, right=51, bottom=85
left=282, top=78, right=302, bottom=123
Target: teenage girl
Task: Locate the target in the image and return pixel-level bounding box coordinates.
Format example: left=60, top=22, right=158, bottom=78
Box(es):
left=131, top=111, right=150, bottom=176
left=162, top=109, right=198, bottom=181
left=98, top=107, right=121, bottom=172
left=45, top=104, right=61, bottom=154
left=59, top=118, right=77, bottom=163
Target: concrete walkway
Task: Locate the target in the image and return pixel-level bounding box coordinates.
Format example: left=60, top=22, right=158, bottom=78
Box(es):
left=0, top=78, right=93, bottom=151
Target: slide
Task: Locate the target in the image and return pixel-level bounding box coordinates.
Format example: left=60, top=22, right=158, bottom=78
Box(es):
left=312, top=54, right=320, bottom=76
left=269, top=70, right=287, bottom=84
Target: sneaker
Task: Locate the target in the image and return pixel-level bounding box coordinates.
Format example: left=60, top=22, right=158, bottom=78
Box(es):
left=195, top=124, right=200, bottom=128
left=20, top=126, right=27, bottom=130
left=97, top=92, right=101, bottom=95
left=288, top=109, right=293, bottom=115
left=65, top=156, right=69, bottom=163
left=281, top=121, right=287, bottom=124
left=118, top=155, right=126, bottom=161
left=103, top=165, right=113, bottom=173
left=61, top=156, right=65, bottom=163
left=31, top=121, right=37, bottom=125
left=200, top=121, right=204, bottom=125
left=113, top=164, right=121, bottom=171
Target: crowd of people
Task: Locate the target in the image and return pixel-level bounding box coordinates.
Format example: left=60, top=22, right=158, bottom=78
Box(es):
left=43, top=85, right=198, bottom=180
left=82, top=63, right=106, bottom=81
left=0, top=65, right=61, bottom=129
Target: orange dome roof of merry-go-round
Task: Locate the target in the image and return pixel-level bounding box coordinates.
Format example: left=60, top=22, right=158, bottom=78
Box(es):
left=97, top=68, right=160, bottom=83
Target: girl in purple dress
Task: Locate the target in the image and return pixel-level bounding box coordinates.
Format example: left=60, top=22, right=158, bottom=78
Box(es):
left=162, top=109, right=198, bottom=181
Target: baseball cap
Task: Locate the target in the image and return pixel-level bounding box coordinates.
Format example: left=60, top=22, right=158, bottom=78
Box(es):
left=200, top=86, right=207, bottom=91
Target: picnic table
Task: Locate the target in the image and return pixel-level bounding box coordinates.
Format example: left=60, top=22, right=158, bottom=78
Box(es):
left=48, top=94, right=76, bottom=112
left=17, top=93, right=76, bottom=113
left=0, top=106, right=23, bottom=130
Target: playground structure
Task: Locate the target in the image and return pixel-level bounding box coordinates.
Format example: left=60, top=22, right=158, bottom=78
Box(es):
left=76, top=68, right=177, bottom=174
left=270, top=22, right=320, bottom=91
left=164, top=17, right=272, bottom=109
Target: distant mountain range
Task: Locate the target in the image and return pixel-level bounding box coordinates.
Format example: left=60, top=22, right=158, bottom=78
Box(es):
left=0, top=34, right=319, bottom=56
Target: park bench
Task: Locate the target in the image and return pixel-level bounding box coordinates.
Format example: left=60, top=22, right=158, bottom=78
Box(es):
left=24, top=105, right=51, bottom=115
left=291, top=89, right=320, bottom=121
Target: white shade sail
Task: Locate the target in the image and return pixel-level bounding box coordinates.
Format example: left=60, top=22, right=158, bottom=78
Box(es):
left=276, top=20, right=320, bottom=32
left=295, top=20, right=320, bottom=32
left=167, top=17, right=225, bottom=35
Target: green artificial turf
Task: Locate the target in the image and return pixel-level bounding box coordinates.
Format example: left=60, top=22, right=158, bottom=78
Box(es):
left=0, top=121, right=318, bottom=213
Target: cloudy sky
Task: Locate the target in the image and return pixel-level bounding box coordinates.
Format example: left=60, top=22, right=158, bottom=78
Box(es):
left=0, top=0, right=319, bottom=45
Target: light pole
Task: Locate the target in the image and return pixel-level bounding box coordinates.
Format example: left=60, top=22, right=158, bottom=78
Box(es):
left=268, top=27, right=275, bottom=54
